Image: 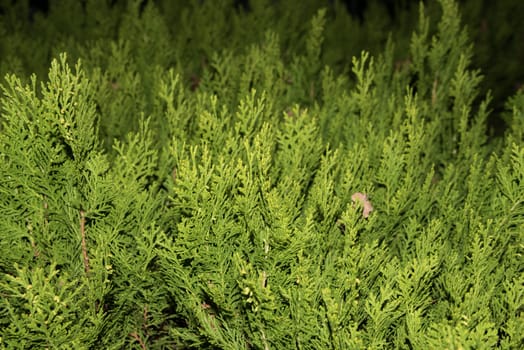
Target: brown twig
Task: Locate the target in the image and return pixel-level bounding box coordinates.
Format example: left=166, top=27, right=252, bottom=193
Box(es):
left=43, top=195, right=49, bottom=225
left=129, top=332, right=147, bottom=350
left=431, top=79, right=438, bottom=106
left=142, top=305, right=150, bottom=336
left=26, top=219, right=40, bottom=258
left=80, top=210, right=90, bottom=274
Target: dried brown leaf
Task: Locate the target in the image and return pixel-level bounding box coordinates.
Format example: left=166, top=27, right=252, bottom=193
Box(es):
left=351, top=192, right=373, bottom=218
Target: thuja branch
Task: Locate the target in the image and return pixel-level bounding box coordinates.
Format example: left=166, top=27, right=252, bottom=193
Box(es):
left=80, top=209, right=90, bottom=274
left=128, top=305, right=150, bottom=349
left=129, top=332, right=147, bottom=350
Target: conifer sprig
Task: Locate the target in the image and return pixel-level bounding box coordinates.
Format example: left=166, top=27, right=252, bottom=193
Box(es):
left=0, top=0, right=522, bottom=348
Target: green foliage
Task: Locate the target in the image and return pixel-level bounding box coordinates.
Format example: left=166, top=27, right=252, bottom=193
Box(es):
left=1, top=0, right=523, bottom=348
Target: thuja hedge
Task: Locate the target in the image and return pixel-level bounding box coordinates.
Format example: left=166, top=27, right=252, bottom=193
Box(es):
left=0, top=0, right=523, bottom=348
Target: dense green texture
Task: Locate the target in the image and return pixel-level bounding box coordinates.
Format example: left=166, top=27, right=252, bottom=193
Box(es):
left=0, top=0, right=523, bottom=348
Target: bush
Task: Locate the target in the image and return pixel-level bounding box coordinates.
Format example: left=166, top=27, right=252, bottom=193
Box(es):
left=0, top=0, right=522, bottom=348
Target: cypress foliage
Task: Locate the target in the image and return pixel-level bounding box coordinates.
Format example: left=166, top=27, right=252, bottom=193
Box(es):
left=0, top=0, right=522, bottom=348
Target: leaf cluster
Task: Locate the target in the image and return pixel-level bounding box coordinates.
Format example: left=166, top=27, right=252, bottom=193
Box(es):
left=0, top=0, right=522, bottom=348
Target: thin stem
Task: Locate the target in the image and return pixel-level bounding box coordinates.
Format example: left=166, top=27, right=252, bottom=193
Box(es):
left=80, top=209, right=90, bottom=274
left=130, top=332, right=147, bottom=350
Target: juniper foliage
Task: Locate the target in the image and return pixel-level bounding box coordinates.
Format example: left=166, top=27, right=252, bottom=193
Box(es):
left=0, top=0, right=523, bottom=349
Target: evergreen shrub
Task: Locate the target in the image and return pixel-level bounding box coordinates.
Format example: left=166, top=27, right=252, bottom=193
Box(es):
left=0, top=0, right=522, bottom=348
